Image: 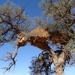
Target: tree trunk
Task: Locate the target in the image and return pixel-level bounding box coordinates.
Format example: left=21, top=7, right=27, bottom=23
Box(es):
left=49, top=49, right=65, bottom=75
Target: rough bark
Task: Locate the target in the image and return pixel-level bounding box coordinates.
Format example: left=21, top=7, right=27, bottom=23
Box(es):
left=50, top=49, right=65, bottom=75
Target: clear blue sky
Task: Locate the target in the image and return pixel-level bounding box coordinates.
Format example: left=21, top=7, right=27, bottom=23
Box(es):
left=0, top=0, right=75, bottom=75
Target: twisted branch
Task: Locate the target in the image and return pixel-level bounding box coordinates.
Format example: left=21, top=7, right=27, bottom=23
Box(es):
left=0, top=46, right=19, bottom=71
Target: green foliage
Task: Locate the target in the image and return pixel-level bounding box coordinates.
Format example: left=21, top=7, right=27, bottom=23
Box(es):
left=63, top=39, right=75, bottom=65
left=0, top=0, right=75, bottom=73
left=0, top=1, right=32, bottom=45
left=38, top=0, right=75, bottom=67
left=39, top=0, right=75, bottom=18
left=39, top=0, right=75, bottom=34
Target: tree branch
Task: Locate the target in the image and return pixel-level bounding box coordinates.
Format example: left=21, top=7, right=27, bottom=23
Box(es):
left=0, top=46, right=19, bottom=71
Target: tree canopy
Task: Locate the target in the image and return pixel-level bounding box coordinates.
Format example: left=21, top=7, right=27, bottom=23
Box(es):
left=0, top=0, right=75, bottom=75
left=30, top=0, right=75, bottom=75
left=0, top=1, right=32, bottom=46
left=37, top=0, right=75, bottom=53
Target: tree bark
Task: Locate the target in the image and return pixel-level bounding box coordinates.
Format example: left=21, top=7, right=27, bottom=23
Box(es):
left=49, top=49, right=65, bottom=75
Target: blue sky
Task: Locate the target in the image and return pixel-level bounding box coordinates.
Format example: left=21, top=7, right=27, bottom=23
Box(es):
left=0, top=0, right=75, bottom=75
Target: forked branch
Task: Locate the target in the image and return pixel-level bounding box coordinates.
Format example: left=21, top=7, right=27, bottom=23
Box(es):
left=0, top=46, right=19, bottom=71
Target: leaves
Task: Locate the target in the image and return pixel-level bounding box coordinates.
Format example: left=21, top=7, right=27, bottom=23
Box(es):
left=0, top=1, right=32, bottom=45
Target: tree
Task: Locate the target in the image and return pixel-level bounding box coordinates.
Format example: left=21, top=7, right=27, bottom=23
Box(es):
left=29, top=51, right=53, bottom=75
left=0, top=0, right=32, bottom=46
left=0, top=0, right=32, bottom=71
left=29, top=0, right=75, bottom=75
left=0, top=0, right=75, bottom=75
